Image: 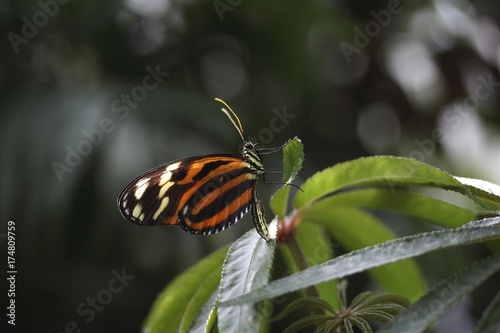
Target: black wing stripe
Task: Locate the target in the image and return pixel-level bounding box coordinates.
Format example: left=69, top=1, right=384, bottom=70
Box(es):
left=192, top=160, right=232, bottom=181
left=186, top=179, right=254, bottom=223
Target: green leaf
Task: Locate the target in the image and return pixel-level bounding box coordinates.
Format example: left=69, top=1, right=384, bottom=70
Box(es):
left=303, top=207, right=426, bottom=300
left=217, top=221, right=277, bottom=333
left=343, top=318, right=355, bottom=333
left=348, top=317, right=372, bottom=333
left=455, top=176, right=500, bottom=210
left=270, top=187, right=290, bottom=220
left=295, top=223, right=341, bottom=308
left=293, top=156, right=499, bottom=210
left=272, top=296, right=334, bottom=322
left=187, top=291, right=218, bottom=333
left=474, top=290, right=500, bottom=333
left=379, top=254, right=500, bottom=333
left=306, top=188, right=477, bottom=228
left=316, top=320, right=342, bottom=333
left=143, top=246, right=228, bottom=333
left=270, top=136, right=304, bottom=219
left=282, top=315, right=332, bottom=333
left=358, top=309, right=396, bottom=323
left=350, top=292, right=410, bottom=311
left=281, top=136, right=304, bottom=183
left=350, top=292, right=410, bottom=323
left=180, top=269, right=221, bottom=333
left=220, top=217, right=500, bottom=306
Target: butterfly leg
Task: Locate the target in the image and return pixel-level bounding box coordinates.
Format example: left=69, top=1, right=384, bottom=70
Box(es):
left=251, top=187, right=270, bottom=241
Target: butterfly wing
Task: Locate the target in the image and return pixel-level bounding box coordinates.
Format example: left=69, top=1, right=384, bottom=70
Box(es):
left=117, top=154, right=258, bottom=235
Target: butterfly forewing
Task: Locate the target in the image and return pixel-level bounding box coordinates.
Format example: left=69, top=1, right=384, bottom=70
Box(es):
left=117, top=154, right=260, bottom=235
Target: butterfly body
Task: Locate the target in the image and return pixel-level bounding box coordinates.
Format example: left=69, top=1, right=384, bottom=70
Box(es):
left=117, top=102, right=272, bottom=240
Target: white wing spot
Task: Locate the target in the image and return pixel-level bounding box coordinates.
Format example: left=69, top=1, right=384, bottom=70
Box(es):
left=166, top=162, right=181, bottom=172
left=153, top=197, right=169, bottom=220
left=159, top=172, right=172, bottom=186
left=158, top=181, right=174, bottom=198
left=132, top=204, right=143, bottom=219
left=134, top=182, right=149, bottom=200
left=136, top=177, right=150, bottom=187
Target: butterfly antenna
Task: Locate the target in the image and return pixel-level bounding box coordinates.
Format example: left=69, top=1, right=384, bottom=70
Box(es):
left=215, top=98, right=246, bottom=142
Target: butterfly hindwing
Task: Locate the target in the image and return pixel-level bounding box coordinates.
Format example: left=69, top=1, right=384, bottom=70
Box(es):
left=178, top=164, right=257, bottom=234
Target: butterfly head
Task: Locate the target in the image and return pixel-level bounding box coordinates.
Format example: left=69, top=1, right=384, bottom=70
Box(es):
left=242, top=140, right=256, bottom=153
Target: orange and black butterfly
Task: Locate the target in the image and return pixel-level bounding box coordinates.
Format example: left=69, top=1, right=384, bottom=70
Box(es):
left=117, top=98, right=276, bottom=241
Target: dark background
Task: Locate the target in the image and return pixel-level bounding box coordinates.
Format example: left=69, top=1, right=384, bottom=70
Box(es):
left=1, top=0, right=500, bottom=332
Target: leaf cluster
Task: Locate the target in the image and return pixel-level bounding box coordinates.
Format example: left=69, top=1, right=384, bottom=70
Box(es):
left=141, top=138, right=500, bottom=333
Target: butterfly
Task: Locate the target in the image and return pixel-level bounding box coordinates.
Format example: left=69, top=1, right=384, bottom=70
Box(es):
left=117, top=98, right=279, bottom=241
